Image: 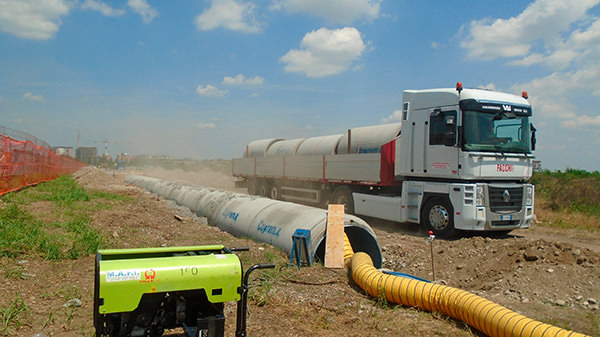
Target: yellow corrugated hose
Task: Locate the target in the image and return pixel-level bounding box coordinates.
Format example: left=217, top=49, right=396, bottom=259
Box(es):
left=344, top=234, right=589, bottom=337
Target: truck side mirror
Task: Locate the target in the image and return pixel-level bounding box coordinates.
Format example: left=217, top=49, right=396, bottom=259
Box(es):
left=530, top=123, right=536, bottom=151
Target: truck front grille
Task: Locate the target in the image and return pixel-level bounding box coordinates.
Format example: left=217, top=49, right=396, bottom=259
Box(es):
left=489, top=187, right=523, bottom=212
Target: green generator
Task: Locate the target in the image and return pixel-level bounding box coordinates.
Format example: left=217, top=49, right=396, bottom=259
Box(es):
left=94, top=245, right=273, bottom=337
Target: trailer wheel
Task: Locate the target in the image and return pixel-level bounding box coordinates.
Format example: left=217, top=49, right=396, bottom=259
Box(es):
left=331, top=186, right=354, bottom=214
left=422, top=197, right=456, bottom=238
left=270, top=183, right=281, bottom=200
left=258, top=180, right=269, bottom=197
left=247, top=179, right=258, bottom=195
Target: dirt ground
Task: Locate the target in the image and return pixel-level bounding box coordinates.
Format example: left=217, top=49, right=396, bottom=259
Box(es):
left=1, top=166, right=598, bottom=337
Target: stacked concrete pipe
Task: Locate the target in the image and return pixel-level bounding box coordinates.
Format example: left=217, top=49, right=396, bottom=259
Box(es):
left=124, top=175, right=382, bottom=267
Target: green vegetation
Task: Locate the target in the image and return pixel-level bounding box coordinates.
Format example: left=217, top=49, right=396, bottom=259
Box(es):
left=0, top=175, right=112, bottom=259
left=530, top=169, right=600, bottom=217
left=0, top=293, right=29, bottom=336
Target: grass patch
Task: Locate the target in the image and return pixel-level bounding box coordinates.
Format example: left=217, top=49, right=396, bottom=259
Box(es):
left=0, top=204, right=60, bottom=259
left=0, top=293, right=29, bottom=336
left=0, top=175, right=104, bottom=260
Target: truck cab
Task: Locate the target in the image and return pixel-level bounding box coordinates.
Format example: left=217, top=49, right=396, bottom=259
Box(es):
left=391, top=84, right=535, bottom=236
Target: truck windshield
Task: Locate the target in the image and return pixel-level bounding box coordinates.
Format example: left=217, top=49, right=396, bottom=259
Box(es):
left=462, top=110, right=531, bottom=153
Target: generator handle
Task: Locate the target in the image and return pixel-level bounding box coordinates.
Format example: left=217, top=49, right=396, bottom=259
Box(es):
left=235, top=263, right=275, bottom=337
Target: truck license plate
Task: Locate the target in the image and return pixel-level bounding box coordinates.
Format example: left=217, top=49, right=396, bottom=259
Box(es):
left=501, top=215, right=513, bottom=221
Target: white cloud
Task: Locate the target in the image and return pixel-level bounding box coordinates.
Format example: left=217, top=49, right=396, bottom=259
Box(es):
left=197, top=122, right=217, bottom=129
left=477, top=83, right=497, bottom=91
left=81, top=0, right=125, bottom=17
left=195, top=0, right=262, bottom=33
left=223, top=74, right=264, bottom=85
left=273, top=0, right=381, bottom=24
left=461, top=0, right=600, bottom=170
left=280, top=27, right=366, bottom=78
left=23, top=92, right=44, bottom=102
left=461, top=0, right=599, bottom=61
left=196, top=84, right=228, bottom=97
left=0, top=0, right=71, bottom=40
left=381, top=110, right=402, bottom=123
left=127, top=0, right=158, bottom=24
left=561, top=115, right=600, bottom=129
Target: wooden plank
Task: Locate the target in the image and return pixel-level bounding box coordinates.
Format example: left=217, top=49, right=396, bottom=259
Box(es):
left=325, top=204, right=345, bottom=269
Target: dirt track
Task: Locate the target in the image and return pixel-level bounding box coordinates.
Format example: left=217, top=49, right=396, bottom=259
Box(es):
left=1, top=166, right=598, bottom=337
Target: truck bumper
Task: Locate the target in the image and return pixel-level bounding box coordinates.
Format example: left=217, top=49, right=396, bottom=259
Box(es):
left=451, top=183, right=534, bottom=232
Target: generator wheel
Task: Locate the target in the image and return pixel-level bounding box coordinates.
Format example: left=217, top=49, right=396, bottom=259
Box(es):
left=331, top=185, right=354, bottom=214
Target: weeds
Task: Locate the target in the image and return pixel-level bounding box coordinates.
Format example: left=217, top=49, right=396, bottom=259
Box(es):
left=588, top=312, right=599, bottom=337
left=2, top=265, right=24, bottom=279
left=0, top=203, right=58, bottom=258
left=248, top=268, right=280, bottom=306
left=0, top=293, right=29, bottom=335
left=531, top=169, right=600, bottom=217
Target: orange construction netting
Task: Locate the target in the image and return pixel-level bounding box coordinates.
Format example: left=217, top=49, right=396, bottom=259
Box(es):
left=0, top=134, right=86, bottom=195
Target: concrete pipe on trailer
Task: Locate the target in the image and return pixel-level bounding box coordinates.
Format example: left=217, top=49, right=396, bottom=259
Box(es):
left=125, top=175, right=382, bottom=267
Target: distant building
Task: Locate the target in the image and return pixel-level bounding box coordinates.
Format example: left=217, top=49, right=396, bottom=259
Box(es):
left=52, top=146, right=74, bottom=157
left=76, top=147, right=97, bottom=165
left=117, top=153, right=133, bottom=162
left=533, top=160, right=542, bottom=172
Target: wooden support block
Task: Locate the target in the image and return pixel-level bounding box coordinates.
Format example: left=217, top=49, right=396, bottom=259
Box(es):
left=325, top=204, right=345, bottom=269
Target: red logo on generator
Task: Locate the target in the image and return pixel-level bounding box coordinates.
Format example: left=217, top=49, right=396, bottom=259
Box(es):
left=140, top=269, right=156, bottom=283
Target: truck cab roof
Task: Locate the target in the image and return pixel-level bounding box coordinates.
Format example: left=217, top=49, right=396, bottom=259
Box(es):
left=403, top=88, right=530, bottom=112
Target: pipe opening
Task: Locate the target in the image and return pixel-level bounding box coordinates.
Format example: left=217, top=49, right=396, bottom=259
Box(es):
left=314, top=226, right=382, bottom=268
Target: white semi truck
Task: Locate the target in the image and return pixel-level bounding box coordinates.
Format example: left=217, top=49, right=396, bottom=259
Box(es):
left=232, top=83, right=536, bottom=237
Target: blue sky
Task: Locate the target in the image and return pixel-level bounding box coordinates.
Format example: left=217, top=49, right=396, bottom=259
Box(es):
left=1, top=0, right=599, bottom=171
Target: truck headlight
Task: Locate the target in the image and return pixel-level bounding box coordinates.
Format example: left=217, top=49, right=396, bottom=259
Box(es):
left=476, top=185, right=484, bottom=206
left=525, top=185, right=533, bottom=206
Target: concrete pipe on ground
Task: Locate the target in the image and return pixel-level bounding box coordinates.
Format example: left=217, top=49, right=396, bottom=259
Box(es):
left=125, top=175, right=382, bottom=267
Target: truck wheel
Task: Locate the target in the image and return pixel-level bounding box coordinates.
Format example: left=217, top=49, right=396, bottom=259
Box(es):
left=422, top=197, right=456, bottom=238
left=270, top=183, right=281, bottom=200
left=331, top=186, right=354, bottom=214
left=247, top=179, right=258, bottom=195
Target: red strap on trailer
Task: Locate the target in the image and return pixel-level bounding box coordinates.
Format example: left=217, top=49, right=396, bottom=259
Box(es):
left=380, top=140, right=396, bottom=185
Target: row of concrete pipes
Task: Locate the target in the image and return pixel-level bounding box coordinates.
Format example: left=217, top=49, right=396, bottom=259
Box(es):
left=125, top=175, right=588, bottom=337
